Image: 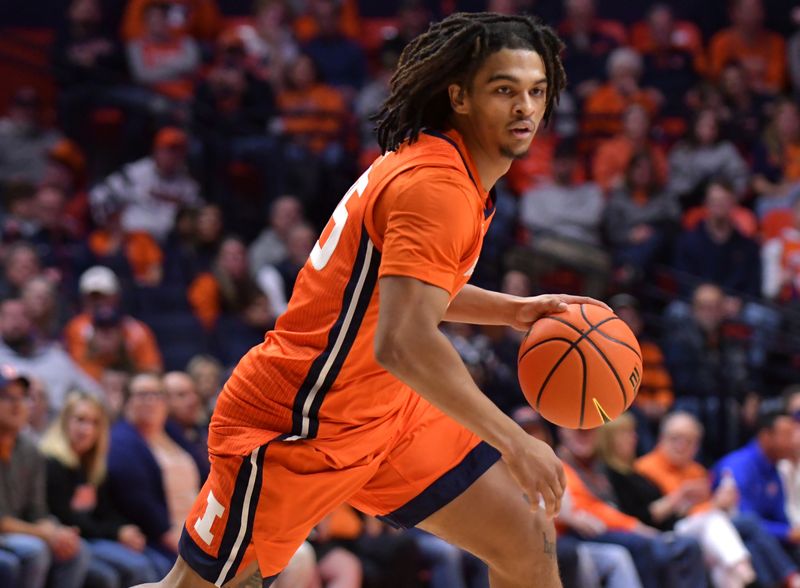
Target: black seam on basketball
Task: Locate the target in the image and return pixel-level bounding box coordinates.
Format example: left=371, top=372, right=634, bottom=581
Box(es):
left=534, top=335, right=588, bottom=413
left=538, top=314, right=629, bottom=407
left=518, top=337, right=575, bottom=365
left=578, top=304, right=642, bottom=361
left=576, top=344, right=587, bottom=427
left=584, top=333, right=629, bottom=407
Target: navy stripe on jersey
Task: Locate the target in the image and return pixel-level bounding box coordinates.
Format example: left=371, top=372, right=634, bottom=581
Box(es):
left=179, top=444, right=267, bottom=586
left=290, top=227, right=381, bottom=439
left=378, top=441, right=502, bottom=529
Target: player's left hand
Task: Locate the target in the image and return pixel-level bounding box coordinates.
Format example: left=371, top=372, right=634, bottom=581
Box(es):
left=509, top=294, right=611, bottom=332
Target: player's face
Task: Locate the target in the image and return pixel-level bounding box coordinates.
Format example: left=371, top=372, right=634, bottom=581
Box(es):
left=463, top=48, right=548, bottom=161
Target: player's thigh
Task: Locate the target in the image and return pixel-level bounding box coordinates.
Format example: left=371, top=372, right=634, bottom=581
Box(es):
left=180, top=441, right=379, bottom=585
left=416, top=460, right=559, bottom=578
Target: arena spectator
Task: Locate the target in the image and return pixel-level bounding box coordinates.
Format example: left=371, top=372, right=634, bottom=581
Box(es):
left=249, top=195, right=304, bottom=274
left=121, top=0, right=222, bottom=43
left=63, top=266, right=163, bottom=381
left=557, top=0, right=622, bottom=101
left=40, top=391, right=168, bottom=586
left=192, top=30, right=278, bottom=204
left=708, top=0, right=786, bottom=93
left=106, top=373, right=205, bottom=560
left=603, top=151, right=679, bottom=283
left=581, top=48, right=661, bottom=149
left=52, top=0, right=128, bottom=141
left=713, top=410, right=800, bottom=563
left=556, top=426, right=707, bottom=588
left=189, top=236, right=275, bottom=342
left=89, top=127, right=202, bottom=242
left=602, top=413, right=757, bottom=588
left=673, top=181, right=761, bottom=298
left=717, top=61, right=772, bottom=153
left=236, top=0, right=300, bottom=89
left=592, top=104, right=667, bottom=195
left=125, top=0, right=201, bottom=105
left=0, top=299, right=102, bottom=414
left=0, top=367, right=91, bottom=588
left=636, top=4, right=702, bottom=119
left=185, top=353, right=222, bottom=414
left=609, top=293, right=673, bottom=452
left=276, top=54, right=350, bottom=218
left=663, top=283, right=756, bottom=458
left=0, top=242, right=43, bottom=300
left=300, top=0, right=367, bottom=95
left=667, top=108, right=750, bottom=207
left=752, top=98, right=800, bottom=216
left=0, top=87, right=63, bottom=189
left=21, top=275, right=63, bottom=343
left=633, top=412, right=800, bottom=587
left=518, top=139, right=610, bottom=298
left=163, top=370, right=209, bottom=478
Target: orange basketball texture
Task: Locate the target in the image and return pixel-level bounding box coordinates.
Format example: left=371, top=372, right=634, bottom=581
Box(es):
left=517, top=304, right=643, bottom=429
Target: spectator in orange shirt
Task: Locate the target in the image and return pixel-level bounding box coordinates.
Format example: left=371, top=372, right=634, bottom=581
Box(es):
left=630, top=3, right=705, bottom=69
left=592, top=104, right=668, bottom=194
left=582, top=48, right=661, bottom=151
left=188, top=236, right=275, bottom=331
left=708, top=0, right=786, bottom=94
left=125, top=0, right=201, bottom=104
left=634, top=412, right=800, bottom=587
left=121, top=0, right=221, bottom=42
left=63, top=266, right=163, bottom=381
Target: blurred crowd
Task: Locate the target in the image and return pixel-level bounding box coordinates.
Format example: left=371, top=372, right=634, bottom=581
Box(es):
left=2, top=0, right=800, bottom=586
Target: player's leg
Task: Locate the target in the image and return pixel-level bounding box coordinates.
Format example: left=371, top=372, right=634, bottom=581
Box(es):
left=133, top=438, right=384, bottom=588
left=416, top=460, right=561, bottom=588
left=350, top=397, right=561, bottom=588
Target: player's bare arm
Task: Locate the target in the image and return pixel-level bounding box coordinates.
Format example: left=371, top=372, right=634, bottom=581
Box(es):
left=443, top=283, right=611, bottom=330
left=375, top=275, right=566, bottom=517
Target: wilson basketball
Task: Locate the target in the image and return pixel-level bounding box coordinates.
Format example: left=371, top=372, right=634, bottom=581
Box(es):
left=517, top=304, right=642, bottom=429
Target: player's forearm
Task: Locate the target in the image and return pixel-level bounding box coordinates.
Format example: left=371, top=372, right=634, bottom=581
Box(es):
left=443, top=284, right=522, bottom=326
left=376, top=324, right=523, bottom=456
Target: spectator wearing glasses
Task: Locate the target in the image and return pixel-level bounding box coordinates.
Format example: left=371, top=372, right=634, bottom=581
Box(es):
left=106, top=373, right=205, bottom=561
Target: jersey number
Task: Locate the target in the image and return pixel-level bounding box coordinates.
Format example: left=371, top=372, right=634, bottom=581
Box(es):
left=310, top=167, right=371, bottom=270
left=194, top=490, right=225, bottom=545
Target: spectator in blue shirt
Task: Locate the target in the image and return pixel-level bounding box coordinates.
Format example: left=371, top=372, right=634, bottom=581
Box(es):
left=713, top=410, right=800, bottom=555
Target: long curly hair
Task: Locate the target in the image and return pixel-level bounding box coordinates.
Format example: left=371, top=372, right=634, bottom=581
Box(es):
left=373, top=12, right=567, bottom=153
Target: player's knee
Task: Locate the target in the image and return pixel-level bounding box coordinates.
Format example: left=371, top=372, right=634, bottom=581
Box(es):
left=487, top=510, right=559, bottom=580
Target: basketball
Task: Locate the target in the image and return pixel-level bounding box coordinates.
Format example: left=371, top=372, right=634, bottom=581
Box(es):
left=517, top=303, right=643, bottom=429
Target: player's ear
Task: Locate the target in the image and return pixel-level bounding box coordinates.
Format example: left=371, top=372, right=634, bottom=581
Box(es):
left=448, top=83, right=469, bottom=115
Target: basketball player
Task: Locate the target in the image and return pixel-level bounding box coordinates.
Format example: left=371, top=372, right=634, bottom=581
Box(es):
left=140, top=12, right=609, bottom=588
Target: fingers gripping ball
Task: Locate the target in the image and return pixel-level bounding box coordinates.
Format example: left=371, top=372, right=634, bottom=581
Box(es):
left=517, top=303, right=642, bottom=429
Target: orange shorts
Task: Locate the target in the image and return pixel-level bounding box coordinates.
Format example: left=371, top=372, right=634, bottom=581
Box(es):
left=179, top=392, right=500, bottom=586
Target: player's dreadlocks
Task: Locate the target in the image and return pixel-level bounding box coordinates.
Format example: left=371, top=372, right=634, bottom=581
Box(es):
left=374, top=12, right=567, bottom=154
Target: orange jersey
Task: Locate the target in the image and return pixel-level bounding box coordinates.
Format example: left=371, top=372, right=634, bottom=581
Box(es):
left=209, top=129, right=494, bottom=456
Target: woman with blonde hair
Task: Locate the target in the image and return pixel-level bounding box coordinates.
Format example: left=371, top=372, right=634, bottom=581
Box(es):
left=598, top=413, right=756, bottom=588
left=40, top=390, right=169, bottom=587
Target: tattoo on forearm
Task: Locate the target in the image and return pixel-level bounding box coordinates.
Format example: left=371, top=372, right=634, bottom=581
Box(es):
left=543, top=532, right=556, bottom=560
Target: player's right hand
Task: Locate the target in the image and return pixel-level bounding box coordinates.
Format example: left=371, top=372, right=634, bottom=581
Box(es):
left=502, top=432, right=566, bottom=518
